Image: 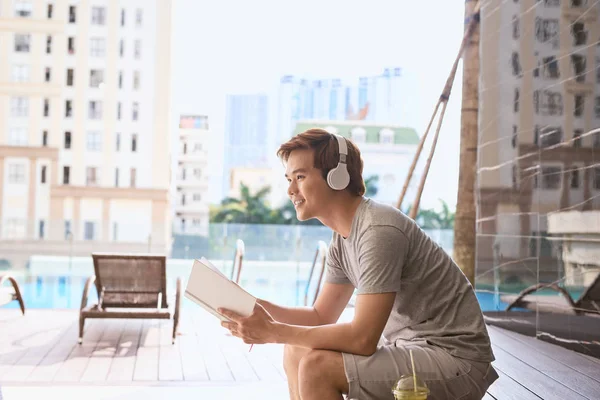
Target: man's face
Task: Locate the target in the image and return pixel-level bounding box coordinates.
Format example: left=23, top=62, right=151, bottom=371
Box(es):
left=284, top=149, right=331, bottom=221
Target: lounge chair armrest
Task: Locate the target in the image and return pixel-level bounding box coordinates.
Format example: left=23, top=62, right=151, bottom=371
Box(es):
left=506, top=283, right=577, bottom=312
left=0, top=274, right=26, bottom=315
left=81, top=276, right=97, bottom=311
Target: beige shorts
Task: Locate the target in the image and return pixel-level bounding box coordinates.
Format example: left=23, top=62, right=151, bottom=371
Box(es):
left=342, top=342, right=498, bottom=400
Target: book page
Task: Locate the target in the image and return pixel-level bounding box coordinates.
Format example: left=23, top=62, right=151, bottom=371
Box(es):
left=185, top=259, right=256, bottom=321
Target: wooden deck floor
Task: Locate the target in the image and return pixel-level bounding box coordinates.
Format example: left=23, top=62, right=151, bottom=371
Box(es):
left=1, top=309, right=599, bottom=399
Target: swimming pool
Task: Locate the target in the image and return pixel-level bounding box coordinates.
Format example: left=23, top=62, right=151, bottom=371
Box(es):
left=2, top=273, right=510, bottom=312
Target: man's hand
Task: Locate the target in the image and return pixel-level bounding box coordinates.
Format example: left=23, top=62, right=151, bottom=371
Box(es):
left=218, top=303, right=280, bottom=344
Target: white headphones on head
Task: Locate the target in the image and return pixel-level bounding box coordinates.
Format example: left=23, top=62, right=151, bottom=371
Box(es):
left=327, top=134, right=351, bottom=191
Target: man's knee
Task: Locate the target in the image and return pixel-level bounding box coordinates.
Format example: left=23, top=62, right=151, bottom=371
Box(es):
left=283, top=344, right=309, bottom=374
left=298, top=350, right=347, bottom=392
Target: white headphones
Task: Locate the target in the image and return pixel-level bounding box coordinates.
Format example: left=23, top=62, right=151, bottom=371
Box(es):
left=327, top=134, right=351, bottom=191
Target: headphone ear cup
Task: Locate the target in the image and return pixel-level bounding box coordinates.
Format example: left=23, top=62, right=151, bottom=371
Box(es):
left=327, top=164, right=350, bottom=190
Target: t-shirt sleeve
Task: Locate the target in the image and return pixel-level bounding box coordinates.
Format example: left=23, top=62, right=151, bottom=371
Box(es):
left=325, top=238, right=352, bottom=285
left=356, top=225, right=408, bottom=294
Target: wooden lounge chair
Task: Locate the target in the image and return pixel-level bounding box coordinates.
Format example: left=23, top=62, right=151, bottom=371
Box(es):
left=80, top=253, right=181, bottom=344
left=230, top=239, right=245, bottom=284
left=503, top=272, right=600, bottom=316
left=0, top=274, right=25, bottom=315
left=304, top=241, right=328, bottom=306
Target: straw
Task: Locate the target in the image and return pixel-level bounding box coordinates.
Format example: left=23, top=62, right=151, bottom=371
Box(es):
left=409, top=349, right=417, bottom=392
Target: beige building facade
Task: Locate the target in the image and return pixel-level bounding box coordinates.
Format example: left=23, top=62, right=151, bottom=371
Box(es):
left=478, top=0, right=600, bottom=286
left=0, top=0, right=172, bottom=268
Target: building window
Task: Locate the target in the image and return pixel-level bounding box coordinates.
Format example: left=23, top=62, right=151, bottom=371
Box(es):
left=183, top=143, right=187, bottom=155
left=15, top=1, right=33, bottom=17
left=535, top=18, right=559, bottom=49
left=66, top=69, right=74, bottom=86
left=132, top=102, right=139, bottom=120
left=574, top=95, right=585, bottom=117
left=15, top=34, right=31, bottom=52
left=542, top=56, right=560, bottom=79
left=136, top=9, right=143, bottom=26
left=131, top=134, right=138, bottom=152
left=68, top=6, right=76, bottom=23
left=512, top=165, right=518, bottom=188
left=91, top=7, right=106, bottom=25
left=121, top=9, right=125, bottom=26
left=8, top=128, right=27, bottom=146
left=64, top=131, right=72, bottom=149
left=529, top=231, right=553, bottom=258
left=536, top=166, right=562, bottom=189
left=535, top=127, right=562, bottom=147
left=514, top=88, right=519, bottom=112
left=10, top=97, right=29, bottom=117
left=115, top=168, right=119, bottom=187
left=89, top=69, right=104, bottom=88
left=118, top=71, right=123, bottom=88
left=64, top=220, right=72, bottom=240
left=113, top=222, right=118, bottom=241
left=533, top=90, right=563, bottom=116
left=86, top=132, right=102, bottom=151
left=573, top=129, right=583, bottom=148
left=41, top=166, right=47, bottom=184
left=130, top=168, right=136, bottom=187
left=39, top=220, right=45, bottom=239
left=133, top=71, right=140, bottom=90
left=594, top=133, right=600, bottom=148
left=42, top=130, right=48, bottom=146
left=84, top=222, right=95, bottom=240
left=511, top=52, right=522, bottom=76
left=595, top=97, right=600, bottom=118
left=379, top=128, right=394, bottom=144
left=46, top=35, right=52, bottom=54
left=47, top=3, right=53, bottom=19
left=571, top=169, right=580, bottom=189
left=181, top=194, right=186, bottom=206
left=512, top=15, right=519, bottom=39
left=572, top=22, right=587, bottom=46
left=134, top=40, right=141, bottom=59
left=571, top=54, right=586, bottom=83
left=44, top=67, right=51, bottom=82
left=193, top=168, right=202, bottom=179
left=63, top=166, right=70, bottom=184
left=511, top=126, right=518, bottom=148
left=43, top=99, right=50, bottom=117
left=594, top=168, right=600, bottom=190
left=88, top=101, right=103, bottom=119
left=119, top=40, right=124, bottom=57
left=65, top=100, right=73, bottom=118
left=8, top=164, right=26, bottom=183
left=193, top=193, right=202, bottom=202
left=11, top=65, right=29, bottom=82
left=117, top=102, right=122, bottom=120
left=90, top=38, right=105, bottom=57
left=194, top=143, right=203, bottom=152
left=86, top=167, right=98, bottom=186
left=571, top=0, right=587, bottom=7
left=67, top=37, right=75, bottom=54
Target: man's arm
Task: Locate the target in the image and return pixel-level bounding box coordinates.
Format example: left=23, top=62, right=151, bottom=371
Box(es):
left=271, top=291, right=396, bottom=356
left=257, top=282, right=355, bottom=326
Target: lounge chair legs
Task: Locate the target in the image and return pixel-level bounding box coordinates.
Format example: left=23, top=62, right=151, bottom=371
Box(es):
left=79, top=316, right=85, bottom=344
left=173, top=277, right=181, bottom=345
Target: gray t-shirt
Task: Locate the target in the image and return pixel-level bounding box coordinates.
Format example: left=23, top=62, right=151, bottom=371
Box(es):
left=326, top=197, right=494, bottom=363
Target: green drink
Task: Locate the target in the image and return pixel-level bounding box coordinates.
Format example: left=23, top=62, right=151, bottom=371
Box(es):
left=392, top=375, right=429, bottom=400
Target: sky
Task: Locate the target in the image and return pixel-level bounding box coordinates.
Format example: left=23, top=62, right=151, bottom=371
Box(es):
left=170, top=0, right=466, bottom=210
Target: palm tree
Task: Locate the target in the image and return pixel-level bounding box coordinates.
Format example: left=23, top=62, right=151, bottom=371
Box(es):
left=365, top=175, right=379, bottom=197
left=211, top=183, right=274, bottom=224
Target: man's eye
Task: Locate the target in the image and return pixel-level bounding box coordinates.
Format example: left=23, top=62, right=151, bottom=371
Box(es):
left=297, top=175, right=304, bottom=180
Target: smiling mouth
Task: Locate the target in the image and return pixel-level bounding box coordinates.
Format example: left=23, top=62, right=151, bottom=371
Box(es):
left=293, top=199, right=305, bottom=207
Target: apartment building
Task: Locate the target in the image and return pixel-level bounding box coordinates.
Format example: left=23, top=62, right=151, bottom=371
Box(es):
left=478, top=0, right=600, bottom=285
left=0, top=0, right=172, bottom=268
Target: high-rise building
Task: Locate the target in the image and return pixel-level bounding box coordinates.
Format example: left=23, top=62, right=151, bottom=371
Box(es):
left=174, top=115, right=210, bottom=236
left=277, top=68, right=417, bottom=147
left=223, top=94, right=269, bottom=198
left=0, top=0, right=172, bottom=268
left=477, top=0, right=600, bottom=286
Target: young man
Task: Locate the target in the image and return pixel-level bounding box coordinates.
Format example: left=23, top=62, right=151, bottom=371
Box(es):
left=218, top=128, right=498, bottom=400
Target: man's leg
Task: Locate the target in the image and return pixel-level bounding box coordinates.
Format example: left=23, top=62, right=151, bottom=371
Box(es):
left=283, top=345, right=349, bottom=400
left=298, top=350, right=349, bottom=400
left=283, top=345, right=311, bottom=400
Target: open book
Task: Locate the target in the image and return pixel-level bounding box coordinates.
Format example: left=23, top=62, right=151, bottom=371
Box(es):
left=184, top=257, right=256, bottom=322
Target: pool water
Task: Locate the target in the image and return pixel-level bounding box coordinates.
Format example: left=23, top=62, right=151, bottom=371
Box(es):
left=2, top=274, right=510, bottom=312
